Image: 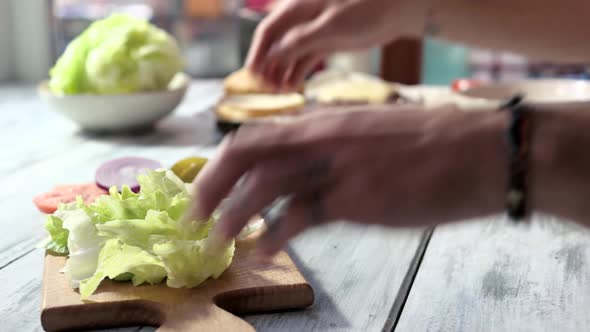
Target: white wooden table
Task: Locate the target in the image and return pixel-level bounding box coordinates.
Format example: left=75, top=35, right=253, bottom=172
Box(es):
left=2, top=81, right=590, bottom=331
left=0, top=81, right=426, bottom=331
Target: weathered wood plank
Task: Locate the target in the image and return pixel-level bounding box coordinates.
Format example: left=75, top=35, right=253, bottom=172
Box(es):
left=0, top=247, right=140, bottom=332
left=246, top=224, right=426, bottom=332
left=396, top=215, right=590, bottom=332
left=1, top=252, right=143, bottom=332
left=0, top=249, right=44, bottom=332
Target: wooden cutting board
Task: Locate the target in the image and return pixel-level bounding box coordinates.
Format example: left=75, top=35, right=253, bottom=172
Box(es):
left=41, top=233, right=314, bottom=331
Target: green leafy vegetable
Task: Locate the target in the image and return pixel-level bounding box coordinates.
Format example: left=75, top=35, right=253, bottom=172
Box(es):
left=43, top=169, right=234, bottom=299
left=49, top=14, right=184, bottom=95
left=44, top=215, right=69, bottom=254
left=153, top=236, right=234, bottom=288
left=61, top=201, right=104, bottom=288
left=79, top=239, right=167, bottom=298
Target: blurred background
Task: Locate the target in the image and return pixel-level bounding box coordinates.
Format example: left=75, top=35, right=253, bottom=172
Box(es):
left=1, top=0, right=589, bottom=85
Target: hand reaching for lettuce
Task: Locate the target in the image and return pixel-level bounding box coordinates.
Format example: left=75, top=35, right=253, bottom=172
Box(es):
left=44, top=169, right=234, bottom=299
left=49, top=14, right=184, bottom=95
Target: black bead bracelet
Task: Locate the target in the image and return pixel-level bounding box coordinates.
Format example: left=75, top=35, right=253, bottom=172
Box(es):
left=500, top=95, right=531, bottom=221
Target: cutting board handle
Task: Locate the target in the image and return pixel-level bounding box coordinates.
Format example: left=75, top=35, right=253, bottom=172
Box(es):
left=158, top=295, right=255, bottom=332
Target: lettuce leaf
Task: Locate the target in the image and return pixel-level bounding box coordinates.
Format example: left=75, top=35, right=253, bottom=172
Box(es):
left=79, top=239, right=167, bottom=299
left=49, top=14, right=184, bottom=95
left=43, top=169, right=234, bottom=299
left=44, top=215, right=69, bottom=255
left=61, top=204, right=104, bottom=288
left=153, top=236, right=235, bottom=288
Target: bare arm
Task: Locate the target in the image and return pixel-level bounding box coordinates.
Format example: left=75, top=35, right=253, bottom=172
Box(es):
left=429, top=0, right=590, bottom=63
left=191, top=104, right=590, bottom=255
left=248, top=0, right=590, bottom=87
left=530, top=109, right=590, bottom=222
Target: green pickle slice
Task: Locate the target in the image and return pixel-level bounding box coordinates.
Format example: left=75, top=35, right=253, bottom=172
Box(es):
left=171, top=157, right=208, bottom=183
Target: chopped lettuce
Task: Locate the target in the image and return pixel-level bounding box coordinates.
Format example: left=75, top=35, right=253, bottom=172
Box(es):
left=43, top=169, right=234, bottom=299
left=49, top=14, right=184, bottom=95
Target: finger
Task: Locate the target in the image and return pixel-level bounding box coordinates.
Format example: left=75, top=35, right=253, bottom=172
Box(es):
left=260, top=57, right=280, bottom=90
left=257, top=189, right=330, bottom=257
left=191, top=115, right=345, bottom=220
left=264, top=11, right=338, bottom=69
left=215, top=156, right=308, bottom=241
left=265, top=55, right=290, bottom=89
left=217, top=156, right=334, bottom=240
left=280, top=60, right=297, bottom=90
left=192, top=128, right=275, bottom=221
left=257, top=196, right=312, bottom=257
left=246, top=21, right=281, bottom=75
left=245, top=0, right=322, bottom=74
left=245, top=4, right=293, bottom=73
left=283, top=53, right=325, bottom=88
left=191, top=133, right=255, bottom=220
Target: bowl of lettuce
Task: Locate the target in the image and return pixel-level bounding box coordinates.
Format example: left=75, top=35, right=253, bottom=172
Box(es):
left=39, top=14, right=189, bottom=132
left=43, top=169, right=235, bottom=299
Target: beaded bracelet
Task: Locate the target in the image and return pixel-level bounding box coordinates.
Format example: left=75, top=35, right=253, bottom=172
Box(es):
left=500, top=95, right=531, bottom=221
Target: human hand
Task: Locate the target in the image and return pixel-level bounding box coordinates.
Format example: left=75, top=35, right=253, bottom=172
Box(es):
left=192, top=105, right=506, bottom=256
left=246, top=0, right=431, bottom=88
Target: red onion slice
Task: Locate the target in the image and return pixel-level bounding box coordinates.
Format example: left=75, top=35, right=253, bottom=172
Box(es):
left=95, top=157, right=162, bottom=192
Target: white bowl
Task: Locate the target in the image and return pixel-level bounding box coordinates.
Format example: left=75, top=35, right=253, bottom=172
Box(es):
left=38, top=73, right=191, bottom=132
left=457, top=79, right=590, bottom=110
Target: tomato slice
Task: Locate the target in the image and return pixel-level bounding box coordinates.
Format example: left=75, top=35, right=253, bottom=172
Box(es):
left=33, top=183, right=108, bottom=214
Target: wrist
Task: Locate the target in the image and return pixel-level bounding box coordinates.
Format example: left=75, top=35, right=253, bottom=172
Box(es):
left=419, top=106, right=507, bottom=222
left=457, top=109, right=509, bottom=218
left=528, top=109, right=586, bottom=220
left=464, top=107, right=590, bottom=222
